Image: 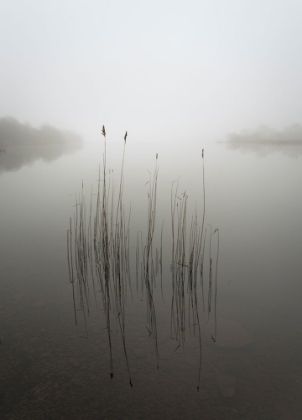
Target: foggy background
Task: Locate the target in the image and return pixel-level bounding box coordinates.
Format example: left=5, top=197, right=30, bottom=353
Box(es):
left=1, top=0, right=302, bottom=145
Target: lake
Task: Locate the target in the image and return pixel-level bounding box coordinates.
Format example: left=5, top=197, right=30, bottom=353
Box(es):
left=0, top=138, right=301, bottom=419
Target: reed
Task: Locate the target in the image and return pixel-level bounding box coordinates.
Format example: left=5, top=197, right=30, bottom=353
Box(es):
left=142, top=155, right=160, bottom=368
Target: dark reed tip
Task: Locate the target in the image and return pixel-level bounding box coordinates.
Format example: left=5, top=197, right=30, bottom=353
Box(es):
left=124, top=131, right=127, bottom=143
left=156, top=153, right=158, bottom=160
left=202, top=149, right=204, bottom=158
left=110, top=372, right=114, bottom=379
left=129, top=380, right=133, bottom=387
left=197, top=386, right=200, bottom=392
left=102, top=125, right=106, bottom=137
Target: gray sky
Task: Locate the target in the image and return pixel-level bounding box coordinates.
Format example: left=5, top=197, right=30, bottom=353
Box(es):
left=1, top=0, right=302, bottom=144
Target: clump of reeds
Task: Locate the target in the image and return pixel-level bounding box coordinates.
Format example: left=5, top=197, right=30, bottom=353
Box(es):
left=67, top=126, right=133, bottom=386
left=169, top=149, right=219, bottom=391
left=67, top=130, right=219, bottom=391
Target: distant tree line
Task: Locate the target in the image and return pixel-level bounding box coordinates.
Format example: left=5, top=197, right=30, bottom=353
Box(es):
left=0, top=116, right=82, bottom=150
left=227, top=124, right=302, bottom=145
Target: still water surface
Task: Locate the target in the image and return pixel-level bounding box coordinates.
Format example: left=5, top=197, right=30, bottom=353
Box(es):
left=0, top=140, right=301, bottom=419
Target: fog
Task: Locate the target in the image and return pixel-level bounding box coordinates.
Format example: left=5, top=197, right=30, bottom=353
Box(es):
left=1, top=0, right=302, bottom=143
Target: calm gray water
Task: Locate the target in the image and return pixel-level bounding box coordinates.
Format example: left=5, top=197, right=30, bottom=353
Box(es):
left=0, top=140, right=302, bottom=419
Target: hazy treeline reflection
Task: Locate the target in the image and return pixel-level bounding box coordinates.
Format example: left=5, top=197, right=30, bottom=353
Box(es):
left=225, top=124, right=302, bottom=157
left=0, top=116, right=83, bottom=173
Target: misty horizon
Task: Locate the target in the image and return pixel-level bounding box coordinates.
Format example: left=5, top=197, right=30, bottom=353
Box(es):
left=1, top=1, right=302, bottom=143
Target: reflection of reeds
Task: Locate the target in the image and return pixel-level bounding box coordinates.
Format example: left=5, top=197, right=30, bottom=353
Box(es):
left=67, top=218, right=76, bottom=325
left=141, top=155, right=160, bottom=368
left=160, top=221, right=164, bottom=300
left=212, top=228, right=219, bottom=342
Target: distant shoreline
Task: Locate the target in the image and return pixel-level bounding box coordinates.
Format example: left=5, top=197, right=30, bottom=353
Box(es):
left=219, top=139, right=302, bottom=145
